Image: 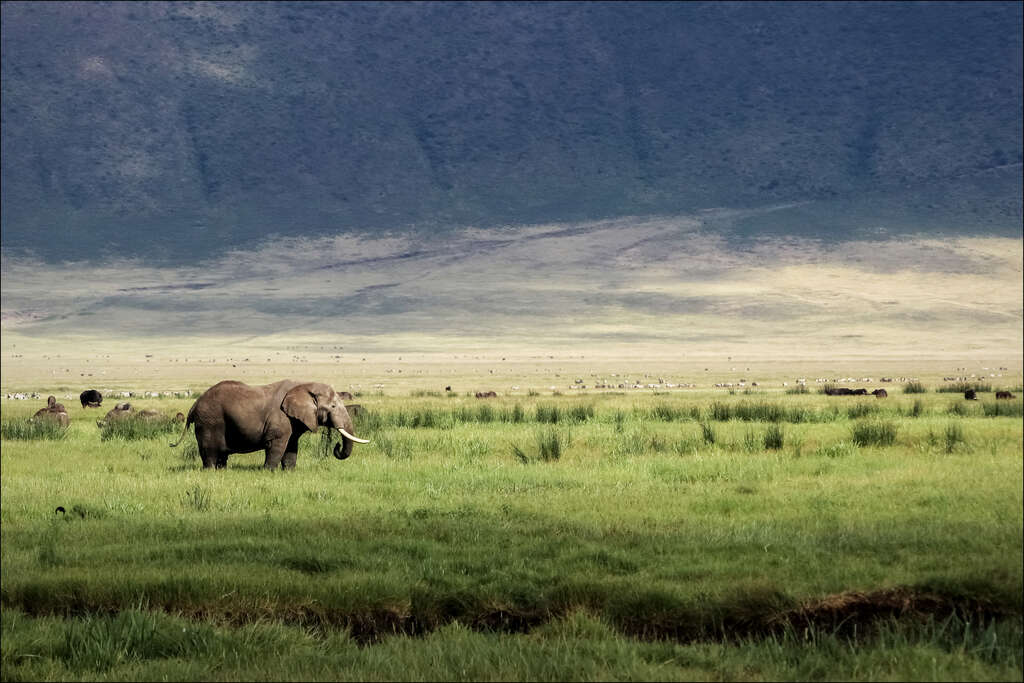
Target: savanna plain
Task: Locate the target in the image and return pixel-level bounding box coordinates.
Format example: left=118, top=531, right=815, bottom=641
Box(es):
left=1, top=349, right=1022, bottom=682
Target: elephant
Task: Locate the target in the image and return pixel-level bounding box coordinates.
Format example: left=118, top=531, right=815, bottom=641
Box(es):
left=80, top=389, right=103, bottom=408
left=31, top=396, right=69, bottom=428
left=170, top=379, right=369, bottom=470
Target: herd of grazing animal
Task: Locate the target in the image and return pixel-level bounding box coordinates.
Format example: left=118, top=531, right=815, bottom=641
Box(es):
left=10, top=376, right=1020, bottom=471
left=25, top=390, right=185, bottom=430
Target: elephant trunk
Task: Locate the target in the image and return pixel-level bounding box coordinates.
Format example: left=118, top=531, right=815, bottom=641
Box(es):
left=334, top=427, right=368, bottom=460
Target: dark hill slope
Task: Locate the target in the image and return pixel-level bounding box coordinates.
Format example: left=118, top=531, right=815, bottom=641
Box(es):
left=1, top=1, right=1021, bottom=262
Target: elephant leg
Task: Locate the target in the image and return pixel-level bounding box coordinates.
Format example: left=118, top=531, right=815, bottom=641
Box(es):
left=280, top=434, right=302, bottom=470
left=196, top=425, right=227, bottom=470
left=200, top=447, right=228, bottom=470
left=264, top=438, right=288, bottom=470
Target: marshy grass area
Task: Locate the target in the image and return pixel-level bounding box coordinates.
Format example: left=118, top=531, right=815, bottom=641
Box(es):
left=1, top=388, right=1022, bottom=681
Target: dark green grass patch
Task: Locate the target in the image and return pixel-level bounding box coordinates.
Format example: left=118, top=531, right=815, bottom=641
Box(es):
left=903, top=381, right=928, bottom=394
left=3, top=603, right=1020, bottom=683
left=851, top=420, right=898, bottom=447
left=938, top=381, right=992, bottom=394
left=0, top=419, right=66, bottom=440
left=100, top=416, right=181, bottom=441
left=983, top=401, right=1023, bottom=418
left=763, top=424, right=785, bottom=450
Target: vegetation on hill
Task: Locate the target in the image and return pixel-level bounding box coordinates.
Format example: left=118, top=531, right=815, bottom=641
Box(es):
left=2, top=1, right=1021, bottom=262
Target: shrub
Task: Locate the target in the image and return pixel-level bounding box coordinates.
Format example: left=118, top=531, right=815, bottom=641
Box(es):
left=903, top=381, right=927, bottom=394
left=851, top=420, right=898, bottom=447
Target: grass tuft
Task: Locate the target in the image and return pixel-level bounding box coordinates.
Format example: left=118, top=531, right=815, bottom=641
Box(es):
left=100, top=415, right=180, bottom=441
left=1, top=419, right=67, bottom=440
left=903, top=381, right=927, bottom=394
left=851, top=420, right=898, bottom=447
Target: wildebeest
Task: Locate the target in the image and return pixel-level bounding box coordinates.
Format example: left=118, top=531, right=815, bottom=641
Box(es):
left=475, top=391, right=498, bottom=398
left=79, top=389, right=103, bottom=408
left=995, top=391, right=1016, bottom=399
left=872, top=389, right=888, bottom=398
left=965, top=389, right=978, bottom=400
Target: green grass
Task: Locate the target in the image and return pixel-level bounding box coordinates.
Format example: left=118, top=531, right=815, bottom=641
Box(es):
left=938, top=382, right=993, bottom=394
left=1, top=390, right=1021, bottom=680
left=0, top=418, right=66, bottom=440
left=903, top=381, right=928, bottom=394
left=99, top=415, right=182, bottom=441
left=851, top=419, right=899, bottom=447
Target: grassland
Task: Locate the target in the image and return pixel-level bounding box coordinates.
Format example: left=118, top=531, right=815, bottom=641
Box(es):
left=2, top=375, right=1022, bottom=681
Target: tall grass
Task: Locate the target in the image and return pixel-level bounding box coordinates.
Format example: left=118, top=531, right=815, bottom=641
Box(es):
left=536, top=428, right=567, bottom=461
left=99, top=416, right=181, bottom=441
left=904, top=399, right=926, bottom=418
left=902, top=381, right=927, bottom=394
left=937, top=381, right=992, bottom=394
left=763, top=424, right=784, bottom=450
left=0, top=419, right=66, bottom=440
left=851, top=420, right=898, bottom=447
left=983, top=401, right=1023, bottom=418
left=943, top=423, right=966, bottom=454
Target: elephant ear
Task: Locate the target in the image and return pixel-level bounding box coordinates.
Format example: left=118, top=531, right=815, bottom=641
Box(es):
left=281, top=384, right=328, bottom=432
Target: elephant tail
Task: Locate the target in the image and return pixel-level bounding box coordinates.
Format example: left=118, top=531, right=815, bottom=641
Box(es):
left=169, top=404, right=196, bottom=447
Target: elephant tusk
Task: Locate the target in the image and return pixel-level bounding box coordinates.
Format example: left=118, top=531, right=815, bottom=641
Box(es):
left=337, top=427, right=369, bottom=444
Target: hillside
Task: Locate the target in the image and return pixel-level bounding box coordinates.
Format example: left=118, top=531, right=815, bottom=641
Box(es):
left=2, top=1, right=1021, bottom=263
